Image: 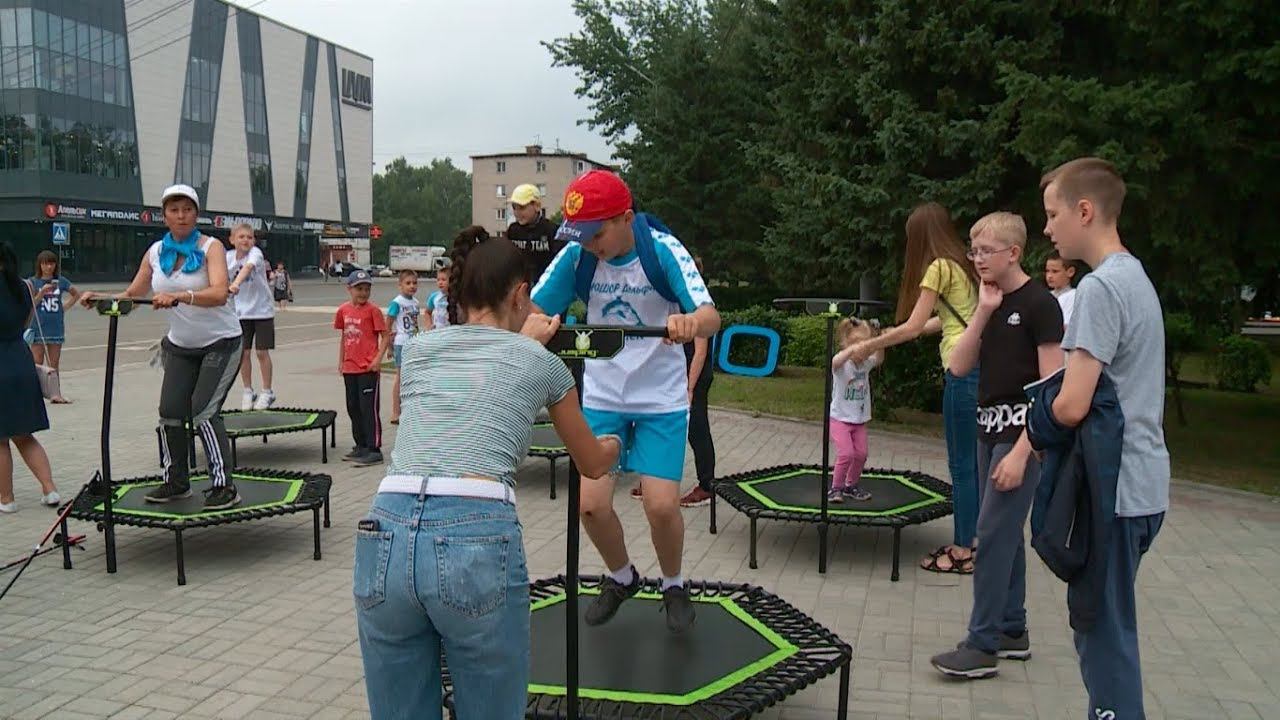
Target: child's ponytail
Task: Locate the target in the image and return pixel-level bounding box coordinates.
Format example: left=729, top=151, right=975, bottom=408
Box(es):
left=446, top=225, right=490, bottom=325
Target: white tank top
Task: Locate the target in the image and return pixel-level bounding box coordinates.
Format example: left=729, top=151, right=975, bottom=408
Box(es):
left=148, top=237, right=243, bottom=348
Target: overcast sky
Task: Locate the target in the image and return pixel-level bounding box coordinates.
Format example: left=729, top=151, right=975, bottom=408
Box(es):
left=253, top=0, right=616, bottom=175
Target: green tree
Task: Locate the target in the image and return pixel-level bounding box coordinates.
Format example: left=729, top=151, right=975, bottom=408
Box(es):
left=372, top=157, right=472, bottom=263
left=546, top=0, right=778, bottom=281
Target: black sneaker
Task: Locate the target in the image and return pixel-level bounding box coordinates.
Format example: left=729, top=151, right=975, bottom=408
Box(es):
left=997, top=631, right=1031, bottom=660
left=203, top=485, right=242, bottom=510
left=661, top=584, right=696, bottom=634
left=585, top=571, right=641, bottom=626
left=353, top=450, right=384, bottom=467
left=342, top=447, right=363, bottom=462
left=144, top=483, right=192, bottom=503
left=843, top=485, right=872, bottom=502
left=931, top=642, right=998, bottom=679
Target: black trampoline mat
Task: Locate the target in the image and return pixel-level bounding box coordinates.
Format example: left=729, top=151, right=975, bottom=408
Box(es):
left=741, top=469, right=946, bottom=516
left=530, top=423, right=565, bottom=453
left=529, top=591, right=796, bottom=704
left=222, top=410, right=321, bottom=433
left=96, top=474, right=303, bottom=519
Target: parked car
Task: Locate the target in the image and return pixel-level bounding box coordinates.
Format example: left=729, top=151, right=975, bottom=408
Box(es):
left=370, top=264, right=393, bottom=277
left=298, top=264, right=322, bottom=277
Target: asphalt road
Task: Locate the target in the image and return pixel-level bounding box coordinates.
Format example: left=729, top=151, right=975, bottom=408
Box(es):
left=54, top=277, right=433, bottom=373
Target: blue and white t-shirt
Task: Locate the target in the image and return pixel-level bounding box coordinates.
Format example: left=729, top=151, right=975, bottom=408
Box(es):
left=386, top=294, right=421, bottom=346
left=426, top=290, right=449, bottom=329
left=532, top=227, right=713, bottom=414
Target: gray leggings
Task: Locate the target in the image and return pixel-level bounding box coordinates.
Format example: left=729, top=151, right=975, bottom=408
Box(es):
left=158, top=336, right=242, bottom=489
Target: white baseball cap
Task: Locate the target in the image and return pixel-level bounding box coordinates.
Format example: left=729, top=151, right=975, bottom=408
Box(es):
left=160, top=183, right=200, bottom=208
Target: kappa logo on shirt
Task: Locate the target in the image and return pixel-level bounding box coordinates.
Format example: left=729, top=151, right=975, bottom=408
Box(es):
left=1007, top=312, right=1022, bottom=326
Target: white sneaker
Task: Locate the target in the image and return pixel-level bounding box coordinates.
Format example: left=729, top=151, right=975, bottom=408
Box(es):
left=41, top=491, right=61, bottom=506
left=241, top=388, right=256, bottom=411
left=0, top=501, right=16, bottom=513
left=253, top=390, right=276, bottom=410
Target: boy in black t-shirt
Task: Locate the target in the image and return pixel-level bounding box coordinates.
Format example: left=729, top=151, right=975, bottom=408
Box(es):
left=507, top=184, right=564, bottom=282
left=931, top=212, right=1064, bottom=679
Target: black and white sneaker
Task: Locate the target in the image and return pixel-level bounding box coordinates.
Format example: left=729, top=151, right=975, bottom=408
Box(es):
left=342, top=447, right=363, bottom=462
left=661, top=584, right=696, bottom=634
left=931, top=642, right=998, bottom=679
left=203, top=485, right=242, bottom=510
left=585, top=571, right=641, bottom=626
left=353, top=450, right=384, bottom=467
left=144, top=483, right=192, bottom=503
left=997, top=631, right=1031, bottom=660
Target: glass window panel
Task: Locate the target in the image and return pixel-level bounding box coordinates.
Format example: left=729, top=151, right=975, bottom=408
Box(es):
left=1, top=49, right=16, bottom=89
left=34, top=48, right=47, bottom=90
left=16, top=9, right=33, bottom=46
left=115, top=34, right=126, bottom=68
left=103, top=66, right=116, bottom=104
left=49, top=51, right=63, bottom=93
left=48, top=14, right=61, bottom=54
left=90, top=26, right=102, bottom=65
left=90, top=61, right=102, bottom=101
left=1, top=10, right=17, bottom=49
left=77, top=58, right=91, bottom=99
left=118, top=68, right=129, bottom=106
left=77, top=22, right=89, bottom=60
left=102, top=30, right=115, bottom=69
left=17, top=48, right=35, bottom=88
left=62, top=20, right=75, bottom=59
left=33, top=10, right=48, bottom=49
left=60, top=53, right=76, bottom=95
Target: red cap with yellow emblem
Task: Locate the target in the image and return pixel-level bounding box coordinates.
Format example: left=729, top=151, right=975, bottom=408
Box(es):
left=555, top=170, right=633, bottom=244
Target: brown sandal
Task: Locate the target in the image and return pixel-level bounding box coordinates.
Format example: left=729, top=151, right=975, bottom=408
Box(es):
left=920, top=546, right=975, bottom=575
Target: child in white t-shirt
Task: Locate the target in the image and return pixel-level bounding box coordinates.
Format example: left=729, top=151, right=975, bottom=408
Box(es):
left=426, top=265, right=450, bottom=329
left=1044, top=250, right=1078, bottom=329
left=828, top=318, right=882, bottom=503
left=385, top=269, right=422, bottom=424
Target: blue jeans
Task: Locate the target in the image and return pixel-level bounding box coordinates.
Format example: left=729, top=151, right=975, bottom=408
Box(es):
left=354, top=493, right=530, bottom=720
left=1075, top=514, right=1163, bottom=720
left=943, top=368, right=980, bottom=547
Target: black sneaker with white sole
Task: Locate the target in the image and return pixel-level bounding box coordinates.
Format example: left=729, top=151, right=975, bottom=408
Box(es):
left=585, top=571, right=641, bottom=626
left=997, top=631, right=1031, bottom=660
left=144, top=483, right=192, bottom=503
left=661, top=584, right=696, bottom=634
left=931, top=642, right=998, bottom=679
left=203, top=485, right=242, bottom=510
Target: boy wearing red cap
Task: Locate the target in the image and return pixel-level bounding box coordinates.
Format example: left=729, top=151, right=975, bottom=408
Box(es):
left=532, top=170, right=720, bottom=633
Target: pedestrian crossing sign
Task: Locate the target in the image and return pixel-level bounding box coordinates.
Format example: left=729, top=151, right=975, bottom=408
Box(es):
left=52, top=222, right=70, bottom=245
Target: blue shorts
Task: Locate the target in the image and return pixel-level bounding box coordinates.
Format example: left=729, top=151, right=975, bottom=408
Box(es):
left=393, top=344, right=404, bottom=367
left=582, top=408, right=687, bottom=482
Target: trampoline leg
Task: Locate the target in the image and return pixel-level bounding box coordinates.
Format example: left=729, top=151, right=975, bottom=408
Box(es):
left=891, top=527, right=901, bottom=582
left=323, top=494, right=331, bottom=528
left=60, top=515, right=72, bottom=570
left=709, top=490, right=717, bottom=535
left=818, top=522, right=829, bottom=574
left=262, top=434, right=268, bottom=444
left=331, top=426, right=336, bottom=448
left=749, top=516, right=758, bottom=569
left=838, top=659, right=851, bottom=719
left=155, top=427, right=163, bottom=467
left=321, top=428, right=328, bottom=463
left=174, top=530, right=186, bottom=586
left=548, top=458, right=557, bottom=500
left=312, top=508, right=322, bottom=561
left=230, top=439, right=238, bottom=469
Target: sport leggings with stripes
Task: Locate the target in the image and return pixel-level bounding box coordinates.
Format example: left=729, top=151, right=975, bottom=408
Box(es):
left=157, top=336, right=242, bottom=489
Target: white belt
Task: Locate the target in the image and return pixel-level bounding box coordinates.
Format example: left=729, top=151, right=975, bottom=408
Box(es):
left=377, top=475, right=516, bottom=506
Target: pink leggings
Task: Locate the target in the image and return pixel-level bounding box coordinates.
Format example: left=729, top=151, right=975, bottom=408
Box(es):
left=829, top=418, right=868, bottom=489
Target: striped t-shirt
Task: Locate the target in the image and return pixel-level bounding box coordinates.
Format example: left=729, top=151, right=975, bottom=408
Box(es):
left=388, top=324, right=576, bottom=488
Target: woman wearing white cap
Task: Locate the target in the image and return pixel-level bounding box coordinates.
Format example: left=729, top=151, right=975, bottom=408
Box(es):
left=82, top=184, right=244, bottom=510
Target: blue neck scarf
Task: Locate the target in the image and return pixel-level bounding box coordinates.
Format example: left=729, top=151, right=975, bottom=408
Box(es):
left=158, top=229, right=204, bottom=275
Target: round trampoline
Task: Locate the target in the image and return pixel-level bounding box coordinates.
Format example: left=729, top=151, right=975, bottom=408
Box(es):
left=714, top=464, right=952, bottom=581
left=443, top=576, right=851, bottom=719
left=67, top=469, right=331, bottom=585
left=155, top=407, right=338, bottom=467
left=529, top=421, right=569, bottom=499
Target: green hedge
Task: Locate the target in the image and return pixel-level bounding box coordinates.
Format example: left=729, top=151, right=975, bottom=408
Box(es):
left=1211, top=336, right=1272, bottom=393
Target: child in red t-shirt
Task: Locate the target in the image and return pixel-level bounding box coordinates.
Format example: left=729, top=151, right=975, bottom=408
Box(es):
left=334, top=270, right=388, bottom=466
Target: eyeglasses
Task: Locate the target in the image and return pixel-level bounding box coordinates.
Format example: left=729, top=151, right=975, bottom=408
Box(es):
left=966, top=246, right=1015, bottom=261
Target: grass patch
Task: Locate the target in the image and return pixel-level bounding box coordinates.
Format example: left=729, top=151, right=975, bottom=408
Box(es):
left=711, top=365, right=1279, bottom=496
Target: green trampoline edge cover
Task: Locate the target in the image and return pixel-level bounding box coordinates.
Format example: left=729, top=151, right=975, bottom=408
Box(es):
left=93, top=474, right=304, bottom=520
left=741, top=468, right=946, bottom=517
left=527, top=589, right=799, bottom=706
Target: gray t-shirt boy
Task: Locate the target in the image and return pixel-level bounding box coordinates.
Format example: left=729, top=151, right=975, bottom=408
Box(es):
left=1062, top=252, right=1170, bottom=516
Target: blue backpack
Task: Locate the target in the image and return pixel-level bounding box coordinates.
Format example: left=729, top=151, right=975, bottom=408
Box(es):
left=572, top=213, right=680, bottom=310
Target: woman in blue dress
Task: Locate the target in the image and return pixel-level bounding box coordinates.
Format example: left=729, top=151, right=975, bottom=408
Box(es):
left=0, top=242, right=61, bottom=513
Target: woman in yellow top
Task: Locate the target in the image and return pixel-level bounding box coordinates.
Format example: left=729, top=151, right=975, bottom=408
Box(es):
left=849, top=202, right=978, bottom=574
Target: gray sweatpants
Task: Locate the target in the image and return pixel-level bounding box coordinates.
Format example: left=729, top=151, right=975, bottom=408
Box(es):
left=158, top=336, right=242, bottom=489
left=966, top=441, right=1040, bottom=654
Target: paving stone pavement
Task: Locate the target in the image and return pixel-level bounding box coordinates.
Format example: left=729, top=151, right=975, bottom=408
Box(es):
left=3, top=338, right=1279, bottom=719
